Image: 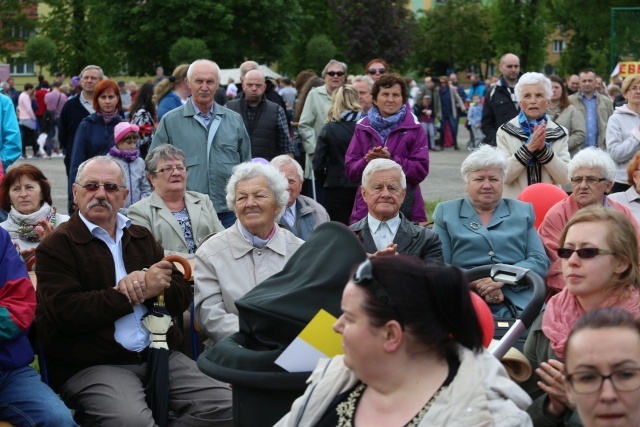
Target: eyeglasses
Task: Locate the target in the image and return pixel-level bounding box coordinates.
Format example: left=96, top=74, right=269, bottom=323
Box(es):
left=368, top=68, right=386, bottom=75
left=326, top=71, right=345, bottom=77
left=352, top=259, right=404, bottom=328
left=570, top=176, right=607, bottom=185
left=76, top=182, right=125, bottom=193
left=556, top=247, right=616, bottom=259
left=152, top=165, right=187, bottom=174
left=567, top=368, right=640, bottom=394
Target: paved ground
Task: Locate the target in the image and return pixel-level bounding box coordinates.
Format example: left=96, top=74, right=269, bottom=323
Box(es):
left=12, top=126, right=473, bottom=213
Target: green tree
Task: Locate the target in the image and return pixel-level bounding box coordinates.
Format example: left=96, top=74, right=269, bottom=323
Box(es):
left=489, top=0, right=552, bottom=72
left=329, top=0, right=418, bottom=71
left=305, top=35, right=337, bottom=74
left=549, top=0, right=639, bottom=77
left=24, top=36, right=57, bottom=75
left=168, top=38, right=210, bottom=66
left=411, top=0, right=492, bottom=77
left=280, top=0, right=344, bottom=76
left=0, top=0, right=37, bottom=58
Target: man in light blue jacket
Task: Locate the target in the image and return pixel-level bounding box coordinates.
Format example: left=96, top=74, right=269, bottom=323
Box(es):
left=151, top=59, right=251, bottom=228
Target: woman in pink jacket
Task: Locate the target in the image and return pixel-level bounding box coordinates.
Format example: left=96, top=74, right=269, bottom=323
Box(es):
left=345, top=73, right=429, bottom=224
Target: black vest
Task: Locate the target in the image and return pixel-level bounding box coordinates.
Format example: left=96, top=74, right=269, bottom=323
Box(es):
left=227, top=95, right=280, bottom=160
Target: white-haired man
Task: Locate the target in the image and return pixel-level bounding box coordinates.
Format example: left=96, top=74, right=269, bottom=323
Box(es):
left=151, top=59, right=251, bottom=228
left=271, top=155, right=329, bottom=240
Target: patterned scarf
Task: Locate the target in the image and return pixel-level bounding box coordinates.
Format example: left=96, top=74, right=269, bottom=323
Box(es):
left=542, top=286, right=640, bottom=360
left=518, top=110, right=550, bottom=185
left=98, top=110, right=120, bottom=124
left=7, top=203, right=57, bottom=243
left=367, top=104, right=407, bottom=143
left=341, top=110, right=363, bottom=122
left=109, top=145, right=140, bottom=163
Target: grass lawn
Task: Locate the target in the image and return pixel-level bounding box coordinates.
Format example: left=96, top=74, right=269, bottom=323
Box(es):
left=425, top=200, right=442, bottom=221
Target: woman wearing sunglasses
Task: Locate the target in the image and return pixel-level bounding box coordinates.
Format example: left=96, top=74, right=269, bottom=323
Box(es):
left=564, top=307, right=640, bottom=427
left=523, top=206, right=640, bottom=425
left=276, top=256, right=532, bottom=426
left=0, top=164, right=69, bottom=263
left=298, top=59, right=347, bottom=195
left=364, top=58, right=388, bottom=82
left=345, top=73, right=429, bottom=224
left=128, top=145, right=223, bottom=258
left=539, top=147, right=640, bottom=300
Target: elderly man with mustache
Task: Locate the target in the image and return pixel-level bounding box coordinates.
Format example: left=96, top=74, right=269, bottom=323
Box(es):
left=151, top=59, right=252, bottom=228
left=34, top=156, right=233, bottom=426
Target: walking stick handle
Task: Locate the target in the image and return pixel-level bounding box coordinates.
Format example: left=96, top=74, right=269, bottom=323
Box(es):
left=162, top=255, right=192, bottom=280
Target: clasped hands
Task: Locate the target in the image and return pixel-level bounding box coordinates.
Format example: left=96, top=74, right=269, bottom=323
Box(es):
left=365, top=146, right=391, bottom=162
left=470, top=277, right=505, bottom=304
left=525, top=121, right=547, bottom=153
left=18, top=218, right=55, bottom=264
left=114, top=260, right=174, bottom=305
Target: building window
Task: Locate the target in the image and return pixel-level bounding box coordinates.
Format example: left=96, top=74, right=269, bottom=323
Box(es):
left=11, top=59, right=35, bottom=76
left=552, top=40, right=565, bottom=53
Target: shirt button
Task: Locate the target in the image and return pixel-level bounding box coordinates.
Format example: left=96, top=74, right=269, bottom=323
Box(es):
left=488, top=251, right=495, bottom=256
left=257, top=251, right=261, bottom=255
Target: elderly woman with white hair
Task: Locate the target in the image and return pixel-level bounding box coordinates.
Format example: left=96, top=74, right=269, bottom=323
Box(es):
left=539, top=147, right=640, bottom=299
left=194, top=162, right=305, bottom=344
left=432, top=145, right=548, bottom=317
left=497, top=72, right=571, bottom=199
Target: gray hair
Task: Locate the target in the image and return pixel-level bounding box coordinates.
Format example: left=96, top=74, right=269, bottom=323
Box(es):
left=515, top=72, right=553, bottom=101
left=460, top=145, right=508, bottom=183
left=568, top=147, right=616, bottom=183
left=362, top=159, right=407, bottom=189
left=239, top=61, right=259, bottom=80
left=145, top=145, right=186, bottom=174
left=187, top=59, right=220, bottom=83
left=76, top=156, right=127, bottom=188
left=225, top=162, right=289, bottom=220
left=80, top=65, right=104, bottom=80
left=270, top=155, right=304, bottom=181
left=321, top=59, right=348, bottom=78
left=352, top=74, right=374, bottom=91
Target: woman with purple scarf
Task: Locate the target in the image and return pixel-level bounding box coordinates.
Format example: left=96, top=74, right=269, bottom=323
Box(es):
left=68, top=79, right=125, bottom=211
left=107, top=122, right=151, bottom=213
left=345, top=73, right=430, bottom=224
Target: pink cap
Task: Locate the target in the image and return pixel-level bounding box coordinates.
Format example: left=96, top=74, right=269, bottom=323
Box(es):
left=114, top=122, right=140, bottom=144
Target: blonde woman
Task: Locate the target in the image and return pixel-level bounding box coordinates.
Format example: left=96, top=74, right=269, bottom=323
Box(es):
left=154, top=64, right=191, bottom=121
left=313, top=85, right=363, bottom=224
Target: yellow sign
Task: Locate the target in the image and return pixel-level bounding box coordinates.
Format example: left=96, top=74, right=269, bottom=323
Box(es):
left=299, top=309, right=343, bottom=357
left=619, top=62, right=640, bottom=77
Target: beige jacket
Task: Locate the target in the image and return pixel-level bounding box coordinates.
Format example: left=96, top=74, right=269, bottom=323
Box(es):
left=497, top=117, right=570, bottom=199
left=569, top=92, right=614, bottom=149
left=276, top=349, right=532, bottom=427
left=194, top=222, right=304, bottom=344
left=298, top=85, right=331, bottom=179
left=547, top=104, right=586, bottom=157
left=127, top=191, right=223, bottom=259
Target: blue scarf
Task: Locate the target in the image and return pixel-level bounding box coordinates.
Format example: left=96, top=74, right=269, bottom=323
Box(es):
left=517, top=110, right=550, bottom=166
left=367, top=105, right=407, bottom=143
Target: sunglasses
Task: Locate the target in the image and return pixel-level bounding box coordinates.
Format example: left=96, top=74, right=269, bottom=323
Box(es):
left=556, top=247, right=616, bottom=259
left=326, top=71, right=345, bottom=77
left=352, top=259, right=404, bottom=327
left=76, top=182, right=125, bottom=193
left=368, top=68, right=386, bottom=75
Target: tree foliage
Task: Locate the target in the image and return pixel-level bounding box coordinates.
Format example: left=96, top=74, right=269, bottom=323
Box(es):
left=305, top=35, right=337, bottom=74
left=41, top=0, right=302, bottom=77
left=549, top=0, right=640, bottom=77
left=24, top=36, right=57, bottom=75
left=411, top=0, right=492, bottom=77
left=168, top=38, right=210, bottom=67
left=489, top=0, right=552, bottom=72
left=0, top=0, right=37, bottom=57
left=329, top=0, right=418, bottom=72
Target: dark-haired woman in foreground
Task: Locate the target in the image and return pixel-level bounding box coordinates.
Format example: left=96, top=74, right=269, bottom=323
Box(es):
left=276, top=256, right=532, bottom=426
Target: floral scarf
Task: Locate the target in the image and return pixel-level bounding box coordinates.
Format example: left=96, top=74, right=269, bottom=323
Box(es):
left=542, top=286, right=640, bottom=360
left=367, top=104, right=407, bottom=143
left=6, top=203, right=57, bottom=243
left=109, top=145, right=140, bottom=163
left=98, top=110, right=120, bottom=124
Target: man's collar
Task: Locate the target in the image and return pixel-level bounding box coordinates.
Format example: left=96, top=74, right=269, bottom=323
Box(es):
left=581, top=91, right=596, bottom=100
left=189, top=97, right=215, bottom=116
left=367, top=213, right=401, bottom=234
left=79, top=211, right=131, bottom=237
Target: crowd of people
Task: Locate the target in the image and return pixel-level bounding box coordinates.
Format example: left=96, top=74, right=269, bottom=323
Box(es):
left=1, top=54, right=640, bottom=427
